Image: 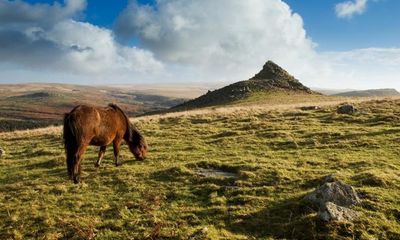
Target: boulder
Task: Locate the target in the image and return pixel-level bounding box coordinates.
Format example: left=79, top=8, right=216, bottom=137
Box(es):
left=303, top=181, right=361, bottom=207
left=337, top=104, right=357, bottom=114
left=304, top=180, right=362, bottom=222
left=319, top=202, right=361, bottom=222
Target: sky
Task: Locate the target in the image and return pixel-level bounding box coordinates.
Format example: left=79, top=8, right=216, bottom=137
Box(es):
left=0, top=0, right=399, bottom=90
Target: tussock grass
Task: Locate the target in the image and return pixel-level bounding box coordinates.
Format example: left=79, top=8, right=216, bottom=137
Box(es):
left=0, top=97, right=400, bottom=239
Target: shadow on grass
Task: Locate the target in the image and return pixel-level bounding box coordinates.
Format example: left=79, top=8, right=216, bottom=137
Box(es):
left=223, top=196, right=363, bottom=240
left=25, top=159, right=61, bottom=170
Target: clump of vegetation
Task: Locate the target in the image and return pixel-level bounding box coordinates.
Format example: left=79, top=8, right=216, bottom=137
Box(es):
left=0, top=98, right=399, bottom=239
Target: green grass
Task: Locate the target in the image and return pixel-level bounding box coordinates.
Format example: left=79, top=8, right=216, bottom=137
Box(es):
left=0, top=98, right=400, bottom=239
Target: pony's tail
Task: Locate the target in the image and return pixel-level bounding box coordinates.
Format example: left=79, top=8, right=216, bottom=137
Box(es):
left=63, top=113, right=77, bottom=178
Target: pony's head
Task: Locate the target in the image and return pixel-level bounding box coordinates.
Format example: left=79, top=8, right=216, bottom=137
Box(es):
left=126, top=123, right=148, bottom=160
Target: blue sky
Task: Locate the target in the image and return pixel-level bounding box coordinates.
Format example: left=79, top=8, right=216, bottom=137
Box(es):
left=1, top=0, right=399, bottom=89
left=285, top=0, right=400, bottom=51
left=24, top=0, right=400, bottom=51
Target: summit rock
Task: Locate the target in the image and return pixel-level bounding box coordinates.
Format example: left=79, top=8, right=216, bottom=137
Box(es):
left=251, top=60, right=295, bottom=81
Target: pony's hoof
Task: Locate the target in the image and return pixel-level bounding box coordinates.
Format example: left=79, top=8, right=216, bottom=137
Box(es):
left=95, top=163, right=100, bottom=168
left=115, top=163, right=120, bottom=167
left=73, top=176, right=80, bottom=184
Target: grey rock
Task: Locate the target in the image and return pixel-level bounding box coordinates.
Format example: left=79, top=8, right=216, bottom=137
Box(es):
left=300, top=106, right=320, bottom=111
left=303, top=181, right=361, bottom=207
left=319, top=202, right=361, bottom=222
left=337, top=104, right=357, bottom=114
left=323, top=174, right=338, bottom=183
left=188, top=227, right=209, bottom=240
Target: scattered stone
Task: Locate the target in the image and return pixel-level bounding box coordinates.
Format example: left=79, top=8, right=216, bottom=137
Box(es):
left=319, top=202, right=361, bottom=222
left=195, top=167, right=237, bottom=178
left=188, top=227, right=209, bottom=240
left=300, top=106, right=320, bottom=111
left=323, top=174, right=338, bottom=183
left=0, top=148, right=4, bottom=158
left=337, top=104, right=357, bottom=114
left=304, top=180, right=362, bottom=222
left=303, top=181, right=361, bottom=207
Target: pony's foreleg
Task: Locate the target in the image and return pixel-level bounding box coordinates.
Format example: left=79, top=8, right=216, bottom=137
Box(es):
left=95, top=146, right=107, bottom=167
left=73, top=144, right=88, bottom=184
left=113, top=139, right=122, bottom=166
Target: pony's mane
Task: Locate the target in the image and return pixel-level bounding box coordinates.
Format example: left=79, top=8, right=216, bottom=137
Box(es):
left=108, top=103, right=129, bottom=121
left=108, top=103, right=137, bottom=141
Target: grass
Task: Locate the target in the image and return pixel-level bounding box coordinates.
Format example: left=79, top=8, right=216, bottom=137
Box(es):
left=0, top=97, right=400, bottom=239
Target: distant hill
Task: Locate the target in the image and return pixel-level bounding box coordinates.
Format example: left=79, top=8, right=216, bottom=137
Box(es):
left=311, top=88, right=357, bottom=95
left=333, top=88, right=400, bottom=97
left=173, top=61, right=318, bottom=110
left=0, top=83, right=187, bottom=132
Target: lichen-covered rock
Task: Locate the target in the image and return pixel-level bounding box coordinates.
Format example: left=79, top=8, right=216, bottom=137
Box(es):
left=303, top=181, right=361, bottom=207
left=337, top=104, right=357, bottom=114
left=319, top=202, right=361, bottom=222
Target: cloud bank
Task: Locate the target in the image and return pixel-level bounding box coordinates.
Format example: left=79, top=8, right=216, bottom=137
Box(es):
left=0, top=0, right=163, bottom=82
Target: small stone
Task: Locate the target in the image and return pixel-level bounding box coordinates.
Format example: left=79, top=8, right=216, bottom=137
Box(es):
left=319, top=202, right=361, bottom=222
left=323, top=174, right=338, bottom=183
left=303, top=181, right=361, bottom=207
left=188, top=227, right=209, bottom=240
left=300, top=106, right=320, bottom=111
left=337, top=104, right=357, bottom=114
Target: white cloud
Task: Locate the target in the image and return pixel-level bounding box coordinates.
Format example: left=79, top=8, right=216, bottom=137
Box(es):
left=115, top=0, right=320, bottom=83
left=44, top=20, right=163, bottom=75
left=0, top=0, right=164, bottom=83
left=335, top=0, right=368, bottom=18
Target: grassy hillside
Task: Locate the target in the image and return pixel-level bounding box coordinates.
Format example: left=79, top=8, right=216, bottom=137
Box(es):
left=333, top=88, right=400, bottom=97
left=0, top=83, right=187, bottom=132
left=0, top=97, right=400, bottom=239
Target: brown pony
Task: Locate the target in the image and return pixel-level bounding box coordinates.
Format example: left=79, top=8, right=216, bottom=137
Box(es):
left=63, top=104, right=147, bottom=183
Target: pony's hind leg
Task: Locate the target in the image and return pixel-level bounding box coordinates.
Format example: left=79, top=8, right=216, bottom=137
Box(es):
left=95, top=146, right=107, bottom=167
left=113, top=138, right=122, bottom=166
left=73, top=144, right=88, bottom=184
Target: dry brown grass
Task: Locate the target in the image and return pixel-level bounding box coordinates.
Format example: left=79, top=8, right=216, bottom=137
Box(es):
left=2, top=96, right=397, bottom=140
left=0, top=125, right=62, bottom=140
left=137, top=96, right=400, bottom=121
